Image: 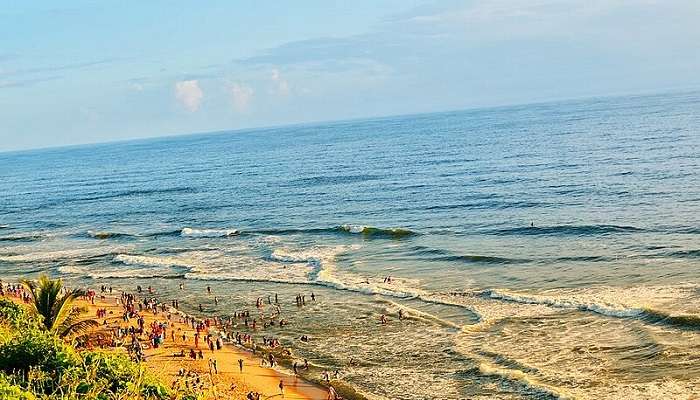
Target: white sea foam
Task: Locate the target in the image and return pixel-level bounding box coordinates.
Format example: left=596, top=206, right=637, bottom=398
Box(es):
left=181, top=227, right=239, bottom=238
left=114, top=254, right=195, bottom=269
left=58, top=264, right=185, bottom=279
left=484, top=285, right=700, bottom=319
left=0, top=247, right=119, bottom=263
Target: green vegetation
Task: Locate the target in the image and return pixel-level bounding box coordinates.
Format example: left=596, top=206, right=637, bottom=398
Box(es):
left=0, top=292, right=179, bottom=400
left=21, top=275, right=99, bottom=338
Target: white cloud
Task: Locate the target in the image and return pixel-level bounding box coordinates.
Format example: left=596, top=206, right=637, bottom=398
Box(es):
left=175, top=80, right=203, bottom=111
left=230, top=82, right=254, bottom=112
left=270, top=68, right=290, bottom=96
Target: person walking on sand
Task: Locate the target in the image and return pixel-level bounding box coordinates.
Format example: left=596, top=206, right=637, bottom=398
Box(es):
left=279, top=380, right=284, bottom=397
left=238, top=358, right=244, bottom=373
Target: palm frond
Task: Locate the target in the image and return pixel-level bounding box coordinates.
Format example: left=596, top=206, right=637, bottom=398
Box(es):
left=58, top=319, right=99, bottom=338
left=21, top=275, right=97, bottom=337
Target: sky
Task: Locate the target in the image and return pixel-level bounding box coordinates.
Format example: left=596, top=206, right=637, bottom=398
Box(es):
left=1, top=0, right=699, bottom=151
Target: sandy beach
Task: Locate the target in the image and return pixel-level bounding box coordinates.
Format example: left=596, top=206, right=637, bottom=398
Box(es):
left=7, top=288, right=331, bottom=400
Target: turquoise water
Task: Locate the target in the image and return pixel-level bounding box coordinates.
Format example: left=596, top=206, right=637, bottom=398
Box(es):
left=1, top=90, right=699, bottom=399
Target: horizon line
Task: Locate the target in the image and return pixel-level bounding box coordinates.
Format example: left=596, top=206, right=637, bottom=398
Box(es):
left=2, top=85, right=698, bottom=156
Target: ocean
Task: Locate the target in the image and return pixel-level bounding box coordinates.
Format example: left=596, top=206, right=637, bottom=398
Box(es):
left=1, top=90, right=699, bottom=399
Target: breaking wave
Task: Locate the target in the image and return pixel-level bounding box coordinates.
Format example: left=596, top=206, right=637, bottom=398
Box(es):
left=181, top=227, right=240, bottom=238
left=336, top=225, right=417, bottom=238
left=484, top=288, right=700, bottom=330
left=485, top=289, right=644, bottom=318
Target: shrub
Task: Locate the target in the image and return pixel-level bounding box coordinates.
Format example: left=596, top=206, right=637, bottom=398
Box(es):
left=0, top=299, right=34, bottom=329
left=0, top=329, right=77, bottom=378
left=0, top=373, right=35, bottom=400
left=81, top=351, right=170, bottom=399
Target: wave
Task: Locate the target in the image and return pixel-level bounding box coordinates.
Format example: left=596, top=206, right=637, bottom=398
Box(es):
left=489, top=224, right=645, bottom=236
left=484, top=289, right=700, bottom=330
left=181, top=227, right=240, bottom=238
left=113, top=254, right=194, bottom=269
left=485, top=289, right=644, bottom=318
left=286, top=174, right=383, bottom=187
left=87, top=230, right=137, bottom=240
left=663, top=249, right=700, bottom=259
left=641, top=308, right=700, bottom=330
left=80, top=225, right=416, bottom=241
left=440, top=254, right=528, bottom=264
left=470, top=359, right=569, bottom=400
left=0, top=248, right=120, bottom=263
left=59, top=264, right=186, bottom=279
left=250, top=225, right=418, bottom=239
left=0, top=234, right=45, bottom=242
left=337, top=225, right=417, bottom=238
left=409, top=245, right=529, bottom=264
left=64, top=186, right=196, bottom=204
left=85, top=229, right=183, bottom=240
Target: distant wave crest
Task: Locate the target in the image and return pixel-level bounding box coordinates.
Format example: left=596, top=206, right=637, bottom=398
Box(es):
left=490, top=224, right=644, bottom=236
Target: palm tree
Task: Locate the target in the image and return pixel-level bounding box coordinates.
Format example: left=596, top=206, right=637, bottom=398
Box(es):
left=21, top=275, right=98, bottom=338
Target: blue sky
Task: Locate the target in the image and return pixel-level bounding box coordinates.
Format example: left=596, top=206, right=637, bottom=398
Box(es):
left=1, top=0, right=699, bottom=151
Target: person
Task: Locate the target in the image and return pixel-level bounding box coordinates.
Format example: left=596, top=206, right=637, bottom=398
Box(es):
left=380, top=314, right=387, bottom=324
left=293, top=362, right=298, bottom=375
left=207, top=286, right=211, bottom=294
left=279, top=380, right=284, bottom=396
left=311, top=292, right=315, bottom=301
left=179, top=283, right=184, bottom=290
left=238, top=358, right=244, bottom=373
left=212, top=359, right=218, bottom=374
left=398, top=309, right=404, bottom=320
left=327, top=385, right=340, bottom=400
left=214, top=296, right=219, bottom=305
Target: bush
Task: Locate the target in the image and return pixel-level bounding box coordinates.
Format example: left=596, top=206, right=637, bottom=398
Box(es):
left=82, top=351, right=170, bottom=398
left=0, top=299, right=34, bottom=329
left=0, top=373, right=35, bottom=400
left=0, top=329, right=77, bottom=378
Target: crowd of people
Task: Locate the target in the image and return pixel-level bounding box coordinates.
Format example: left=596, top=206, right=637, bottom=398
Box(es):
left=0, top=278, right=410, bottom=400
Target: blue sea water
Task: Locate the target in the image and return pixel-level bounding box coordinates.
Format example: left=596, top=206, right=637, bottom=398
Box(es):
left=1, top=90, right=699, bottom=399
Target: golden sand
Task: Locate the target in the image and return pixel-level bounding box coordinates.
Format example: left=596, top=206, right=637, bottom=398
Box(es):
left=77, top=295, right=329, bottom=400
